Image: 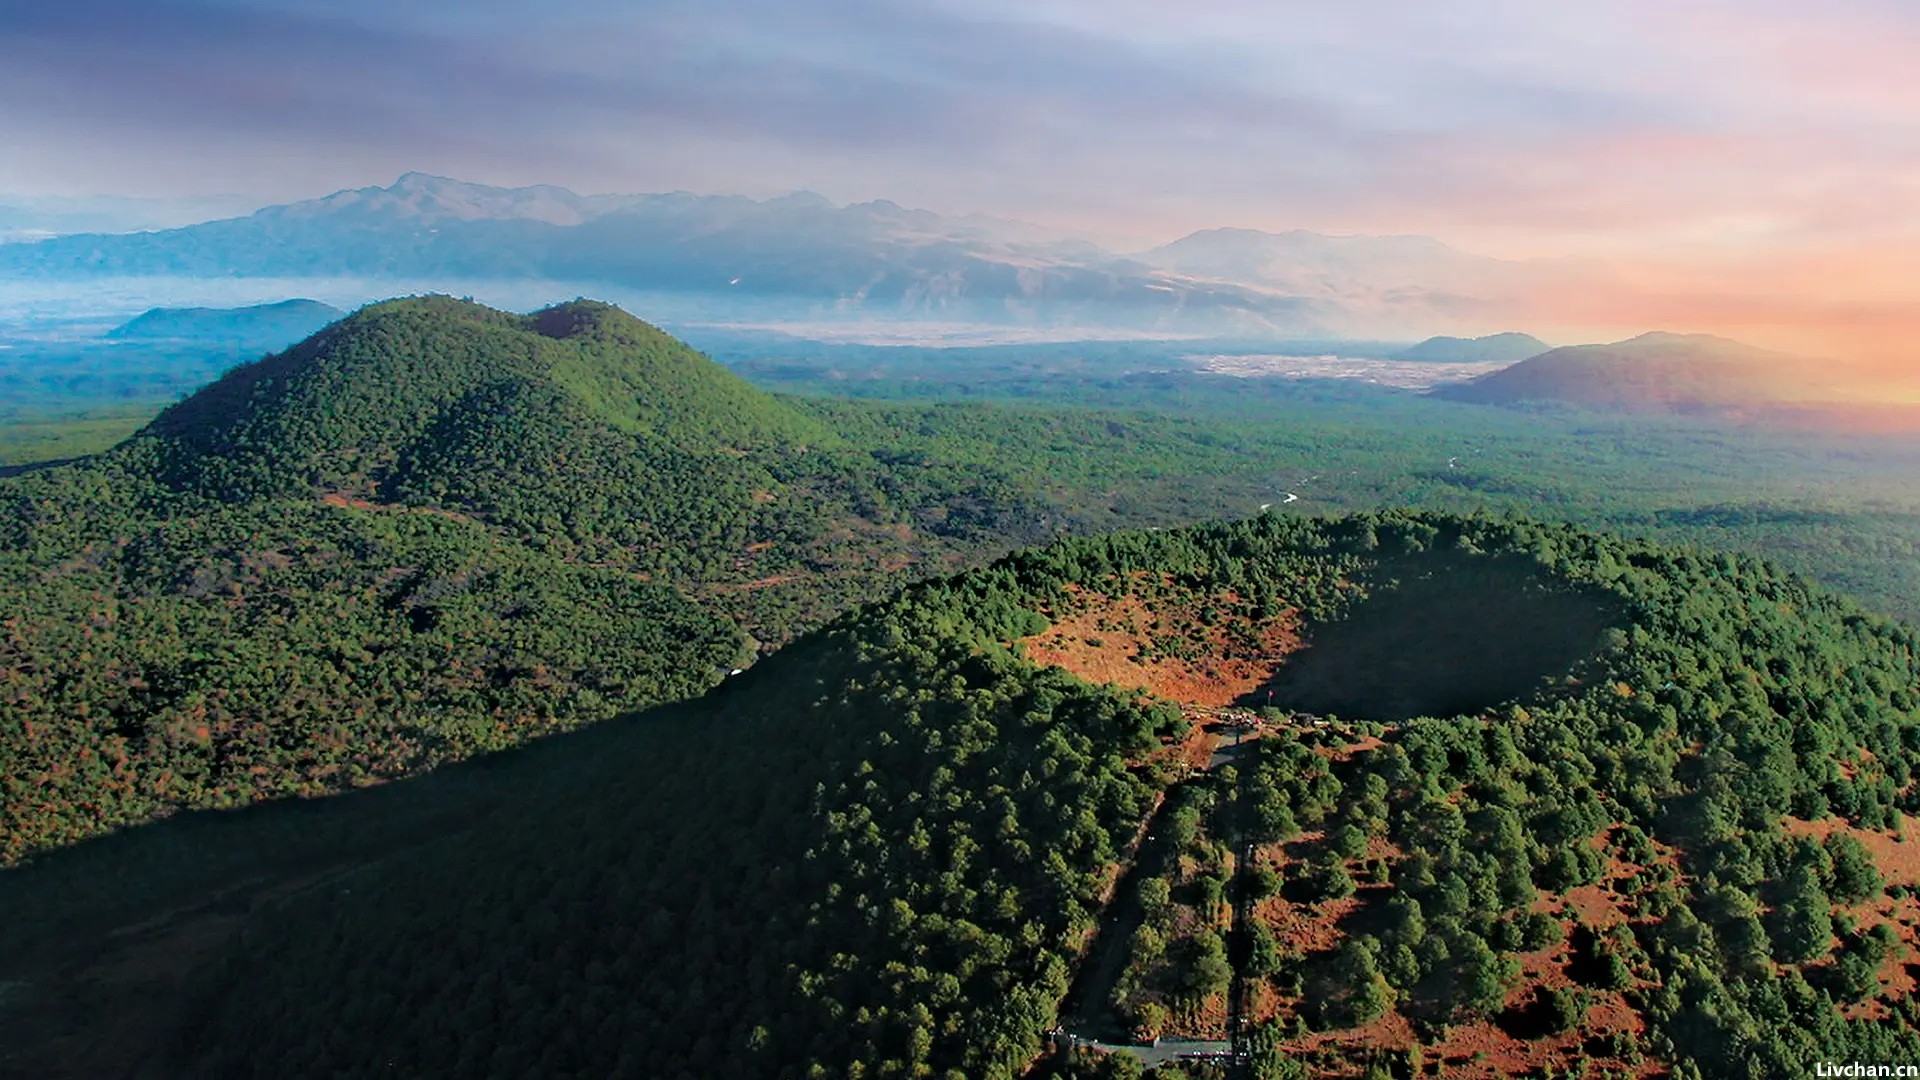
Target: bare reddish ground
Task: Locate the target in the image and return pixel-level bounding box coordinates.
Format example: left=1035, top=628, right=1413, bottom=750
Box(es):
left=1418, top=994, right=1655, bottom=1080
left=1783, top=813, right=1920, bottom=886
left=700, top=574, right=800, bottom=595
left=1240, top=814, right=1675, bottom=1078
left=1260, top=884, right=1358, bottom=960
left=1781, top=814, right=1920, bottom=1021
left=1842, top=891, right=1920, bottom=1021
left=1405, top=920, right=1655, bottom=1080
left=1018, top=584, right=1301, bottom=706
left=1364, top=836, right=1404, bottom=863
left=1260, top=951, right=1658, bottom=1080
left=1268, top=1011, right=1422, bottom=1079
left=1561, top=882, right=1631, bottom=930
left=1329, top=732, right=1385, bottom=761
left=1169, top=991, right=1232, bottom=1040
left=1155, top=720, right=1221, bottom=774
left=318, top=491, right=476, bottom=524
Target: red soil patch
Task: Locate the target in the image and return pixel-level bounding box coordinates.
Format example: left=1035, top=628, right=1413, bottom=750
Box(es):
left=1782, top=814, right=1920, bottom=1018
left=318, top=491, right=477, bottom=525
left=1419, top=994, right=1654, bottom=1080
left=1239, top=810, right=1671, bottom=1078
left=319, top=492, right=378, bottom=511
left=1169, top=991, right=1232, bottom=1041
left=1783, top=813, right=1920, bottom=887
left=1329, top=732, right=1385, bottom=761
left=1560, top=883, right=1631, bottom=931
left=1264, top=921, right=1655, bottom=1080
left=1269, top=1009, right=1420, bottom=1076
left=1156, top=719, right=1221, bottom=774
left=703, top=574, right=800, bottom=595
left=1842, top=891, right=1920, bottom=1021
left=1018, top=583, right=1302, bottom=707
left=1256, top=883, right=1360, bottom=962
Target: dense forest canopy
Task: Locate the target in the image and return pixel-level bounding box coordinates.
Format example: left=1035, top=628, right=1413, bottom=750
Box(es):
left=0, top=298, right=1060, bottom=860
left=6, top=511, right=1919, bottom=1079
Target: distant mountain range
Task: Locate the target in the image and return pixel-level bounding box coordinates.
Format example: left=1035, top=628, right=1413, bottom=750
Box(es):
left=0, top=173, right=1572, bottom=336
left=0, top=192, right=262, bottom=242
left=1144, top=228, right=1544, bottom=323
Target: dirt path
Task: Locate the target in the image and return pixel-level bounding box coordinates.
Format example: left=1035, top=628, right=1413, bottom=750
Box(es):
left=1224, top=724, right=1254, bottom=1072
left=1058, top=781, right=1202, bottom=1043
left=1054, top=718, right=1270, bottom=1074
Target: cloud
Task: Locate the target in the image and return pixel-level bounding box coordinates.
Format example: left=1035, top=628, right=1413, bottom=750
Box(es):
left=0, top=3, right=1290, bottom=165
left=1, top=0, right=1917, bottom=360
left=0, top=0, right=1670, bottom=215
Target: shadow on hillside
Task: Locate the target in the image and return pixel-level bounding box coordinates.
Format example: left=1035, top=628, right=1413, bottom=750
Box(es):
left=0, top=694, right=719, bottom=1079
left=1244, top=551, right=1623, bottom=723
left=0, top=456, right=82, bottom=479
left=1, top=695, right=716, bottom=954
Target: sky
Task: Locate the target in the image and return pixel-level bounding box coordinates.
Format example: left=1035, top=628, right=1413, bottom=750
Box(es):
left=2, top=0, right=1917, bottom=361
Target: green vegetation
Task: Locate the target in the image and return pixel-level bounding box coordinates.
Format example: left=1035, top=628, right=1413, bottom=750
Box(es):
left=0, top=298, right=1044, bottom=861
left=137, top=296, right=832, bottom=498
left=56, top=534, right=1189, bottom=1078
left=0, top=404, right=155, bottom=469
left=1207, top=515, right=1920, bottom=1077
left=0, top=499, right=742, bottom=860
left=1105, top=784, right=1238, bottom=1039
left=732, top=339, right=1920, bottom=624
left=5, top=511, right=1916, bottom=1078
left=10, top=300, right=1421, bottom=864
left=8, top=299, right=1920, bottom=1077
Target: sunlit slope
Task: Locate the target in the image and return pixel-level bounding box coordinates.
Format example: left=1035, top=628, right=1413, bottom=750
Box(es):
left=136, top=295, right=833, bottom=499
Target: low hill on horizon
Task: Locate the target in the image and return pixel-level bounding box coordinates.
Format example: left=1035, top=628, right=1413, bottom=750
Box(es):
left=106, top=298, right=343, bottom=344
left=1434, top=331, right=1881, bottom=415
left=8, top=297, right=1920, bottom=873
left=1393, top=331, right=1550, bottom=364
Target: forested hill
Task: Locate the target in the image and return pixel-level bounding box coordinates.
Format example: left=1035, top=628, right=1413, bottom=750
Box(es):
left=133, top=295, right=835, bottom=499
left=0, top=297, right=1069, bottom=863
left=6, top=512, right=1920, bottom=1079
